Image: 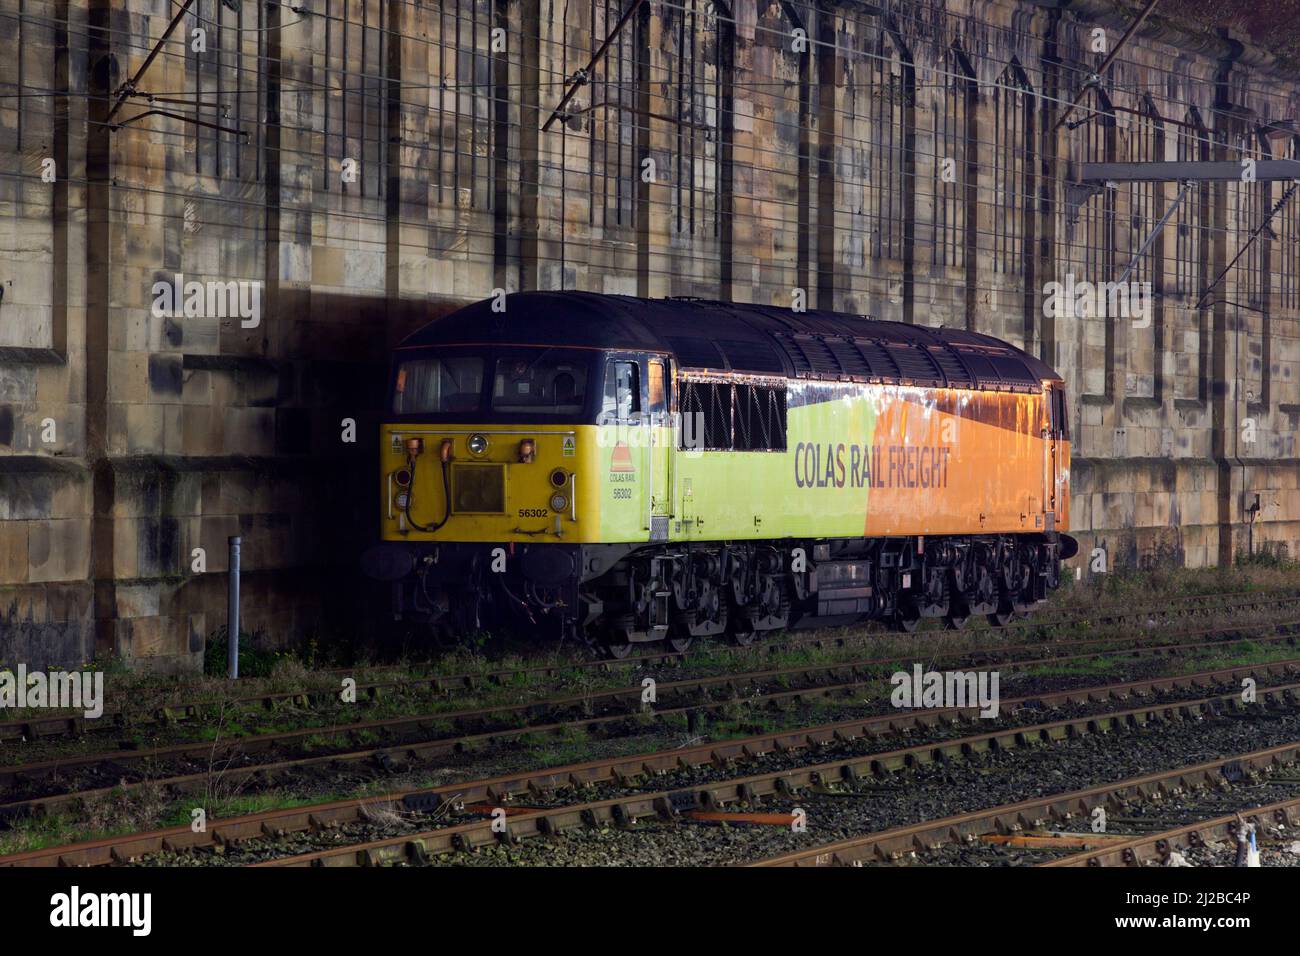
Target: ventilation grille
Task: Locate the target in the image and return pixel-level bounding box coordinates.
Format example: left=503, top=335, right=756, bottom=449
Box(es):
left=716, top=338, right=785, bottom=374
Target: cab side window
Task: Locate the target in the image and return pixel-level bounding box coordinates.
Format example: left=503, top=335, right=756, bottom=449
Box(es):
left=602, top=360, right=640, bottom=422
left=647, top=359, right=668, bottom=421
left=1050, top=388, right=1070, bottom=441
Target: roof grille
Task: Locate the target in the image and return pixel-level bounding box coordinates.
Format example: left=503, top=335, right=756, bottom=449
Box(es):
left=824, top=338, right=870, bottom=378
left=885, top=344, right=944, bottom=384
left=927, top=347, right=975, bottom=389
left=716, top=338, right=785, bottom=374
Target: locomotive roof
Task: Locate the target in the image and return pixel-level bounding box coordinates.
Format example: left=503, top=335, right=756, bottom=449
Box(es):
left=399, top=291, right=1063, bottom=391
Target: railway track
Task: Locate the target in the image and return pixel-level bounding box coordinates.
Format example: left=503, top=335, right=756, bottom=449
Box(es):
left=241, top=695, right=1300, bottom=867
left=4, top=586, right=1296, bottom=747
left=255, top=693, right=1300, bottom=868
left=6, top=658, right=1300, bottom=867
left=7, top=603, right=1299, bottom=766
left=1040, top=794, right=1300, bottom=867
left=749, top=742, right=1300, bottom=867
left=4, top=617, right=1299, bottom=823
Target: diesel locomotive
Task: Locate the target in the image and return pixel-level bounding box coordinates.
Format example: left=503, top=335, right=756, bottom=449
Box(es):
left=361, top=292, right=1077, bottom=656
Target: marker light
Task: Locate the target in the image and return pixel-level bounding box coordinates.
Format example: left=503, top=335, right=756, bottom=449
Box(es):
left=550, top=468, right=568, bottom=488
left=550, top=493, right=569, bottom=512
left=394, top=468, right=412, bottom=487
left=467, top=434, right=488, bottom=456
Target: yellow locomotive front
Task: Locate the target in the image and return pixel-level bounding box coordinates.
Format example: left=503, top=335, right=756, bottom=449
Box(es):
left=364, top=344, right=605, bottom=641
left=360, top=293, right=674, bottom=643
left=381, top=347, right=599, bottom=544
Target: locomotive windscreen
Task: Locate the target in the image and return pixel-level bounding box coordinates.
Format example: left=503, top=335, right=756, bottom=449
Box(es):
left=391, top=345, right=596, bottom=420
left=393, top=354, right=485, bottom=414
left=492, top=349, right=590, bottom=415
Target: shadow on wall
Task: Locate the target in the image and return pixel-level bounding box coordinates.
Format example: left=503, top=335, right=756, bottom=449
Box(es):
left=0, top=292, right=470, bottom=671
left=0, top=589, right=94, bottom=671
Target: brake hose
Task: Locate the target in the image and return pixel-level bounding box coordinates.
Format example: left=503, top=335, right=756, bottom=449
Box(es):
left=402, top=456, right=452, bottom=532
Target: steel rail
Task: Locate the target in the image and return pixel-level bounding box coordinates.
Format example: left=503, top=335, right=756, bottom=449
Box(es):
left=5, top=589, right=1296, bottom=749
left=1038, top=794, right=1300, bottom=867
left=5, top=619, right=1299, bottom=812
left=750, top=741, right=1300, bottom=867
left=6, top=663, right=1294, bottom=868
left=257, top=692, right=1300, bottom=868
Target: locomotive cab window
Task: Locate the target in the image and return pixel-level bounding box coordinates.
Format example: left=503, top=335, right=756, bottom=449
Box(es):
left=648, top=358, right=668, bottom=421
left=492, top=351, right=589, bottom=415
left=1050, top=386, right=1070, bottom=441
left=393, top=356, right=484, bottom=414
left=601, top=360, right=641, bottom=422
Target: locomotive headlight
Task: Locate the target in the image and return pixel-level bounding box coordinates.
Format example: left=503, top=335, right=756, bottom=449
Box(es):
left=549, top=493, right=569, bottom=513
left=549, top=468, right=568, bottom=488
left=467, top=433, right=488, bottom=456
left=394, top=468, right=411, bottom=488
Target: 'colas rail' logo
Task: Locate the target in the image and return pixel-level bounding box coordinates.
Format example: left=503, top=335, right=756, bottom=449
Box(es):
left=610, top=442, right=636, bottom=474
left=608, top=442, right=637, bottom=502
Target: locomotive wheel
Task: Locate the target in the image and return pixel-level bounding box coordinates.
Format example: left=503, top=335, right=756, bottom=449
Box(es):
left=945, top=592, right=971, bottom=630
left=894, top=598, right=922, bottom=633
left=987, top=598, right=1015, bottom=627
left=603, top=613, right=638, bottom=659
left=685, top=594, right=728, bottom=638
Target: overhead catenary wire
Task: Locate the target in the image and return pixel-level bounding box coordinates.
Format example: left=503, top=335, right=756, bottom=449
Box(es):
left=2, top=0, right=1296, bottom=377
left=0, top=17, right=1279, bottom=201
left=2, top=164, right=1291, bottom=354
left=1, top=96, right=1282, bottom=271
left=3, top=0, right=1297, bottom=143
left=1, top=3, right=1281, bottom=212
left=0, top=76, right=1284, bottom=276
